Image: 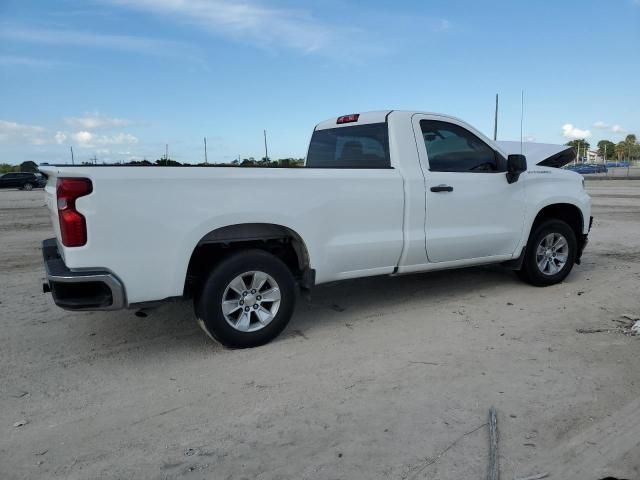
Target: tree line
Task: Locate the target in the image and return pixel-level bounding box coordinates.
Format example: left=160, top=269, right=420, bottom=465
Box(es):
left=0, top=161, right=39, bottom=174
left=0, top=158, right=305, bottom=172
left=566, top=134, right=639, bottom=161
left=132, top=157, right=305, bottom=167
left=5, top=135, right=637, bottom=172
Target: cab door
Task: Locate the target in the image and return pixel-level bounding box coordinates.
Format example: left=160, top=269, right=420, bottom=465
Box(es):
left=412, top=115, right=526, bottom=263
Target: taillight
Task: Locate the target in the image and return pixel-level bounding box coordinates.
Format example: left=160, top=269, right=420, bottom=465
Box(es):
left=337, top=114, right=360, bottom=124
left=57, top=178, right=92, bottom=247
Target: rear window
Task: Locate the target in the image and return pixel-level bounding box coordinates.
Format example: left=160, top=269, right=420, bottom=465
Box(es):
left=306, top=123, right=390, bottom=168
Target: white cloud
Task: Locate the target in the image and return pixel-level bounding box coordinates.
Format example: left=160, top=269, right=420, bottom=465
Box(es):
left=65, top=113, right=131, bottom=130
left=0, top=120, right=47, bottom=145
left=1, top=120, right=139, bottom=149
left=593, top=121, right=627, bottom=134
left=0, top=26, right=200, bottom=60
left=55, top=131, right=67, bottom=144
left=105, top=0, right=332, bottom=54
left=0, top=55, right=64, bottom=68
left=562, top=124, right=591, bottom=140
left=432, top=19, right=451, bottom=32
left=70, top=131, right=138, bottom=148
left=104, top=0, right=412, bottom=58
left=72, top=131, right=94, bottom=146
left=97, top=133, right=138, bottom=145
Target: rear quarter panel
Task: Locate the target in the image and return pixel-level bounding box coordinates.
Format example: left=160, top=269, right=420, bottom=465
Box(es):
left=42, top=167, right=405, bottom=304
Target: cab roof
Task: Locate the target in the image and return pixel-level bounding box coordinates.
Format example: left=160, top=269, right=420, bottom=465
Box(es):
left=314, top=110, right=470, bottom=130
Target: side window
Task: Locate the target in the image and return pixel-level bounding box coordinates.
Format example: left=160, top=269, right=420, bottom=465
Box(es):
left=306, top=123, right=390, bottom=168
left=420, top=120, right=500, bottom=172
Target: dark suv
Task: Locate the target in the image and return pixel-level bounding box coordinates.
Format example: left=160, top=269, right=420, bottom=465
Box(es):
left=0, top=172, right=42, bottom=190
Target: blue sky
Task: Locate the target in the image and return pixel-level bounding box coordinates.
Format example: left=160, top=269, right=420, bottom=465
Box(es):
left=1, top=0, right=639, bottom=165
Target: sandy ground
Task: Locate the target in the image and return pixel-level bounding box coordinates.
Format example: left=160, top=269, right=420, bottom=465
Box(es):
left=1, top=182, right=639, bottom=480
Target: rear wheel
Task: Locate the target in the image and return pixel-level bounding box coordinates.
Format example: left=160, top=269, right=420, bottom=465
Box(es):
left=22, top=183, right=33, bottom=191
left=195, top=249, right=297, bottom=348
left=517, top=219, right=577, bottom=286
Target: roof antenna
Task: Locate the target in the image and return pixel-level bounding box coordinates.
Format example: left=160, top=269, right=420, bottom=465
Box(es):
left=520, top=90, right=524, bottom=155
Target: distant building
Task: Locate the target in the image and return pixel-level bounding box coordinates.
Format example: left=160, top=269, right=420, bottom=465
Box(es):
left=586, top=150, right=600, bottom=163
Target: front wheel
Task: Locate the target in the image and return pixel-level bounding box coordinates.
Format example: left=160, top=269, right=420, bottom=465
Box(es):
left=22, top=183, right=33, bottom=191
left=195, top=250, right=297, bottom=348
left=517, top=219, right=577, bottom=286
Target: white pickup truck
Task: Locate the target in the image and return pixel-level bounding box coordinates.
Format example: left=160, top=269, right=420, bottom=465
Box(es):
left=41, top=111, right=592, bottom=347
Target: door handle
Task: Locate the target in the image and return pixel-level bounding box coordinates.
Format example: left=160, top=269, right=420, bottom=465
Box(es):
left=430, top=184, right=453, bottom=193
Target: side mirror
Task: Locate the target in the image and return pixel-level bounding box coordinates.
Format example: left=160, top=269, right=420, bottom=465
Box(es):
left=507, top=154, right=527, bottom=184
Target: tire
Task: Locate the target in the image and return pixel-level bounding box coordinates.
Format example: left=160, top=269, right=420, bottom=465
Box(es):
left=23, top=183, right=33, bottom=191
left=195, top=249, right=297, bottom=348
left=517, top=219, right=577, bottom=286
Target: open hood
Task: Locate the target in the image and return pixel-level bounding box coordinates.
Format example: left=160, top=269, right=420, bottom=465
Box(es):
left=497, top=141, right=575, bottom=168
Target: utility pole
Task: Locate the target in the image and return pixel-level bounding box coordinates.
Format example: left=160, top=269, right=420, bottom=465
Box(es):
left=263, top=129, right=269, bottom=162
left=493, top=93, right=499, bottom=141
left=165, top=144, right=169, bottom=161
left=204, top=137, right=208, bottom=164
left=70, top=146, right=75, bottom=165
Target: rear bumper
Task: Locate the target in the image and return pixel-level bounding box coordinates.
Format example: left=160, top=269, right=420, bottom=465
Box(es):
left=42, top=238, right=126, bottom=310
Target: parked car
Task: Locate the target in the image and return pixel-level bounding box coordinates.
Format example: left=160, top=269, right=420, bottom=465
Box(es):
left=606, top=161, right=631, bottom=168
left=565, top=164, right=602, bottom=174
left=585, top=164, right=607, bottom=173
left=0, top=172, right=40, bottom=190
left=41, top=110, right=592, bottom=347
left=34, top=173, right=48, bottom=188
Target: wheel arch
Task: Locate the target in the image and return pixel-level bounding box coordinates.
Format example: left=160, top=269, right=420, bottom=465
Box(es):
left=528, top=202, right=587, bottom=263
left=184, top=223, right=313, bottom=297
left=531, top=203, right=584, bottom=238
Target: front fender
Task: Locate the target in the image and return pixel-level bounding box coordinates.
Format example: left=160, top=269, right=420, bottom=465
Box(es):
left=516, top=171, right=591, bottom=254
